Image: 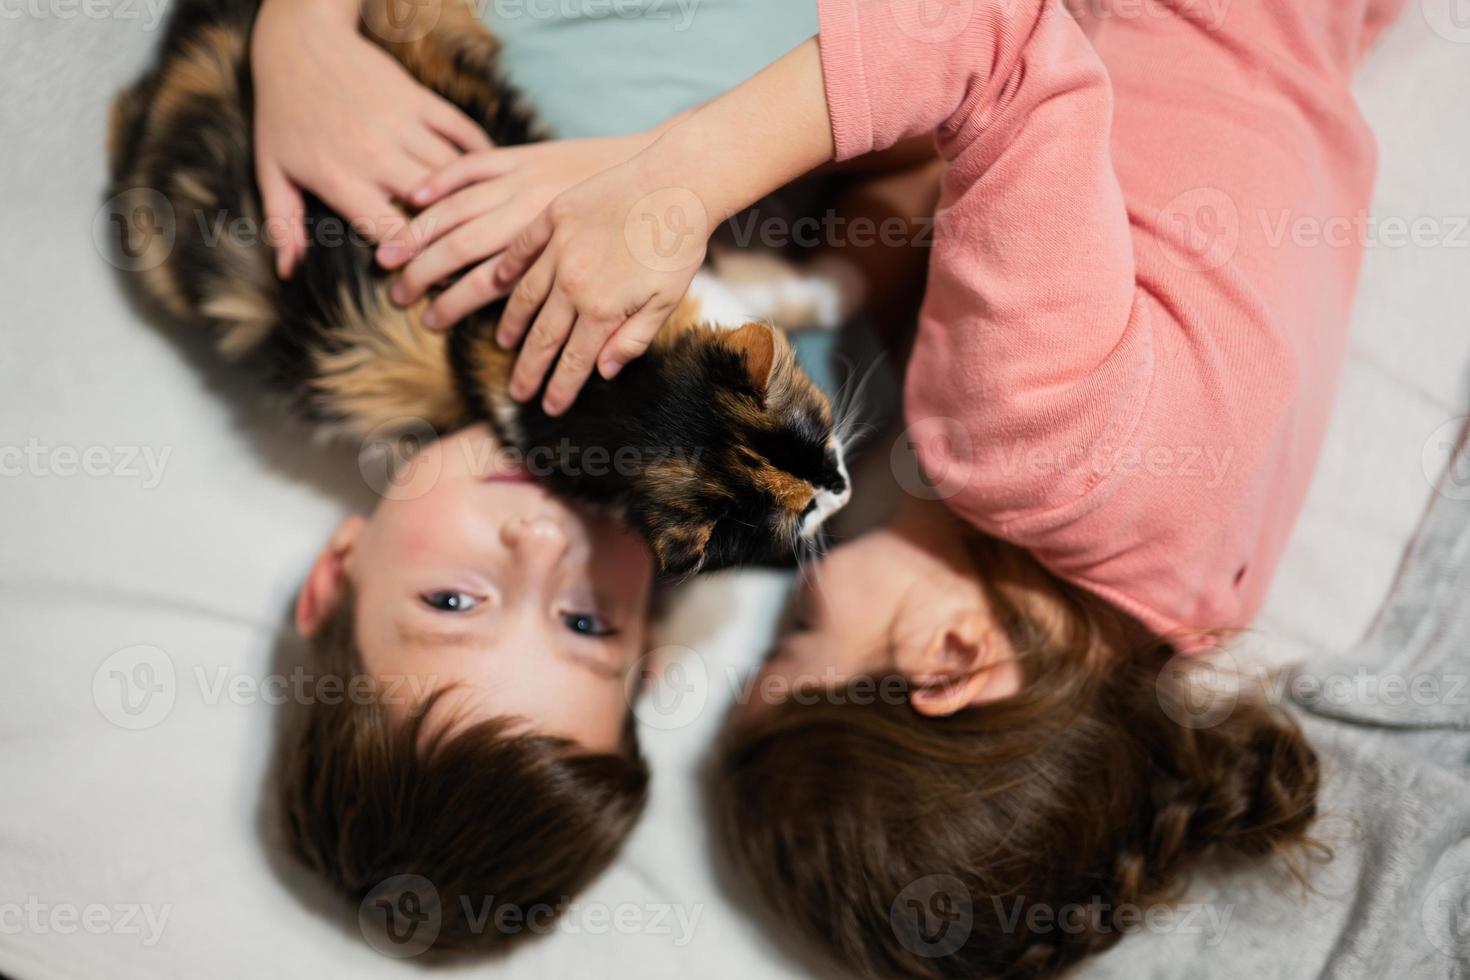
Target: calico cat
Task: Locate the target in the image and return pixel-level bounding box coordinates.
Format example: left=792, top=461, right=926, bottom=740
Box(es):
left=107, top=0, right=850, bottom=576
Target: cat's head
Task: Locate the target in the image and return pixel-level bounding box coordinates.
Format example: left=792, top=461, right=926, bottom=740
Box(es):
left=636, top=321, right=851, bottom=577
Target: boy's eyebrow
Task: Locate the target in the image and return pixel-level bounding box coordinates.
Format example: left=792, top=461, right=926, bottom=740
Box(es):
left=396, top=624, right=480, bottom=649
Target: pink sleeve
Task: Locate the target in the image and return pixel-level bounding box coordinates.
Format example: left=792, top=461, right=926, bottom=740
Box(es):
left=816, top=0, right=1387, bottom=647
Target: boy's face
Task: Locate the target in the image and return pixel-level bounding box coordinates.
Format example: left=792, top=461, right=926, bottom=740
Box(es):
left=298, top=425, right=653, bottom=754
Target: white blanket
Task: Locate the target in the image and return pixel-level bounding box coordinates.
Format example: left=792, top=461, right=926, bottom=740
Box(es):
left=1, top=2, right=1467, bottom=977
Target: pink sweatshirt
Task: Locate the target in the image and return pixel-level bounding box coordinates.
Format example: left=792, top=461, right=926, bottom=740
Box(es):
left=817, top=0, right=1404, bottom=648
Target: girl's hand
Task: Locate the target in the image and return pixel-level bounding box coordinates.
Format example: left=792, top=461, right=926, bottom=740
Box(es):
left=492, top=158, right=713, bottom=416
left=378, top=135, right=648, bottom=308
left=250, top=0, right=491, bottom=278
left=484, top=37, right=832, bottom=415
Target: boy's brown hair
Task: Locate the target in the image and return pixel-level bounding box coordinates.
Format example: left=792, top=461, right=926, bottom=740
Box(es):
left=278, top=587, right=649, bottom=954
left=716, top=536, right=1321, bottom=979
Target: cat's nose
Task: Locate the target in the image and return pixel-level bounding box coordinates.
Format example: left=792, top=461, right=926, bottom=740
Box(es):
left=500, top=516, right=570, bottom=565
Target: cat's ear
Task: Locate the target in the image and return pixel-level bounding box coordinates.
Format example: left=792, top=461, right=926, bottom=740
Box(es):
left=722, top=322, right=777, bottom=397
left=652, top=521, right=715, bottom=578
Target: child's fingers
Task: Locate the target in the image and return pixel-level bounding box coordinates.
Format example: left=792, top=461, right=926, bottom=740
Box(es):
left=405, top=128, right=460, bottom=172
left=411, top=148, right=520, bottom=207
left=494, top=209, right=553, bottom=292
left=420, top=255, right=505, bottom=330
left=508, top=288, right=577, bottom=402
left=257, top=159, right=306, bottom=279
left=323, top=179, right=408, bottom=247
left=393, top=223, right=484, bottom=304
left=541, top=315, right=620, bottom=416
left=396, top=214, right=518, bottom=305
left=598, top=307, right=666, bottom=379
left=379, top=153, right=432, bottom=202
left=495, top=215, right=556, bottom=345
left=381, top=184, right=505, bottom=270
left=423, top=96, right=492, bottom=153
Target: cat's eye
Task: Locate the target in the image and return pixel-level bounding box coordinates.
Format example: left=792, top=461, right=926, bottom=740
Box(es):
left=420, top=591, right=482, bottom=613
left=561, top=611, right=617, bottom=638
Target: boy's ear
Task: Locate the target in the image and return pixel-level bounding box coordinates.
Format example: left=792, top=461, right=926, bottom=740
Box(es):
left=722, top=322, right=777, bottom=396
left=295, top=516, right=366, bottom=638
left=907, top=610, right=1023, bottom=717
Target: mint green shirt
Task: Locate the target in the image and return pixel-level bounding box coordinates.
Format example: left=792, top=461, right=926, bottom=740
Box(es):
left=486, top=0, right=816, bottom=138
left=484, top=0, right=835, bottom=391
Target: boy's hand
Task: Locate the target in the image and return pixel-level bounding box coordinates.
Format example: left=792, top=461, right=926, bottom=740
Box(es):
left=491, top=159, right=713, bottom=417
left=251, top=0, right=491, bottom=279
left=379, top=136, right=647, bottom=308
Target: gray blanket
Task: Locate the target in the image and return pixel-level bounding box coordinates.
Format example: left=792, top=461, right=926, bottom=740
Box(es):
left=1078, top=437, right=1470, bottom=980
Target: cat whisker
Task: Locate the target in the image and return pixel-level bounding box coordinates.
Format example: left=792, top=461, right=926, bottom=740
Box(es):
left=795, top=539, right=818, bottom=592
left=833, top=351, right=883, bottom=414
left=787, top=521, right=815, bottom=589
left=830, top=354, right=885, bottom=449
left=838, top=421, right=879, bottom=453
left=793, top=521, right=832, bottom=592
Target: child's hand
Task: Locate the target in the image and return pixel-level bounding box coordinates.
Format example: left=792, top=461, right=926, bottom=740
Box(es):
left=435, top=37, right=831, bottom=416
left=250, top=0, right=491, bottom=278
left=378, top=136, right=648, bottom=307
left=484, top=159, right=713, bottom=417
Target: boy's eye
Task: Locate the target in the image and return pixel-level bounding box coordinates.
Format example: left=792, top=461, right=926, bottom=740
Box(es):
left=421, top=591, right=481, bottom=613
left=561, top=611, right=617, bottom=637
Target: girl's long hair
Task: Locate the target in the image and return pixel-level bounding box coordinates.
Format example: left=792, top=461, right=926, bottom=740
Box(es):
left=716, top=535, right=1321, bottom=979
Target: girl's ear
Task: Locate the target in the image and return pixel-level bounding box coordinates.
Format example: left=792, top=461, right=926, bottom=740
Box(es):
left=295, top=516, right=366, bottom=638
left=907, top=610, right=1023, bottom=717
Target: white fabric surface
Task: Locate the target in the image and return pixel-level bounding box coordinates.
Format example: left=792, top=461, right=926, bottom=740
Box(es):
left=1, top=2, right=1467, bottom=976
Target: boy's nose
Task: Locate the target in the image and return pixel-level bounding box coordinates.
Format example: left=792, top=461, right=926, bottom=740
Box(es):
left=500, top=516, right=571, bottom=567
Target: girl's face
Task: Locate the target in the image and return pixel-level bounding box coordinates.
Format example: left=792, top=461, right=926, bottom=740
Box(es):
left=297, top=425, right=654, bottom=754
left=741, top=502, right=1022, bottom=721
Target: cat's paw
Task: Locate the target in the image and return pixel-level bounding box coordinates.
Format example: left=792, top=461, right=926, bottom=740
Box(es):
left=702, top=251, right=863, bottom=332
